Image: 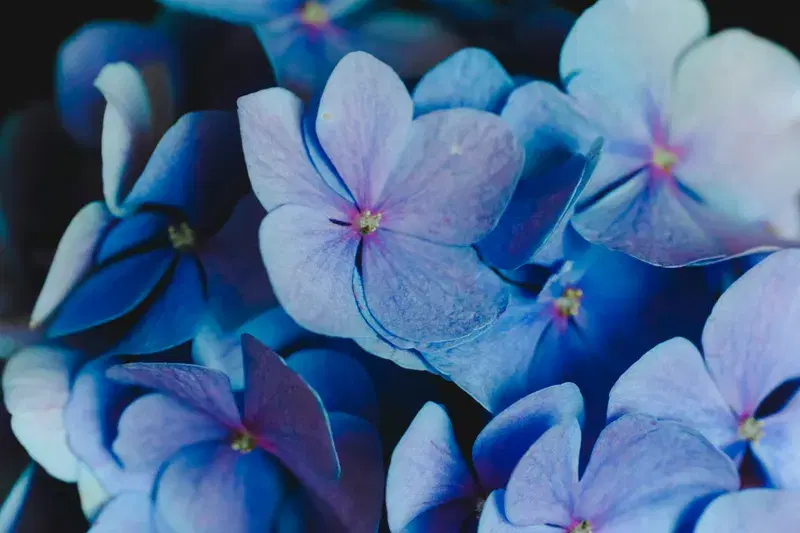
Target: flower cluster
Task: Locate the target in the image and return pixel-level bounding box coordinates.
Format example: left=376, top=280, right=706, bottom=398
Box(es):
left=2, top=0, right=800, bottom=531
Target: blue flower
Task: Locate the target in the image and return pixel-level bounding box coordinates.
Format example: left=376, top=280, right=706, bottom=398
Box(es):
left=412, top=47, right=602, bottom=268
left=239, top=52, right=523, bottom=351
left=609, top=249, right=800, bottom=488
left=105, top=335, right=384, bottom=532
left=386, top=384, right=583, bottom=531
left=539, top=0, right=800, bottom=266
left=695, top=489, right=800, bottom=532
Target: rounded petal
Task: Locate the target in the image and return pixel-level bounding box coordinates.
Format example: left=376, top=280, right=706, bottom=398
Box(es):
left=608, top=337, right=739, bottom=449
left=413, top=48, right=514, bottom=115
left=88, top=492, right=155, bottom=533
left=30, top=202, right=112, bottom=328
left=2, top=346, right=81, bottom=482
left=56, top=21, right=178, bottom=147
left=386, top=402, right=478, bottom=532
left=259, top=204, right=372, bottom=339
left=316, top=52, right=413, bottom=209
left=479, top=490, right=562, bottom=533
left=560, top=0, right=709, bottom=102
left=154, top=442, right=285, bottom=533
left=473, top=383, right=584, bottom=490
left=287, top=349, right=378, bottom=424
left=376, top=108, right=523, bottom=246
left=702, top=249, right=800, bottom=415
left=362, top=231, right=508, bottom=343
left=753, top=392, right=800, bottom=489
left=695, top=489, right=800, bottom=533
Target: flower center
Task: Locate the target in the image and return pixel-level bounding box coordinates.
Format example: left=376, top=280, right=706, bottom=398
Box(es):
left=168, top=222, right=196, bottom=251
left=570, top=520, right=592, bottom=533
left=356, top=210, right=382, bottom=235
left=230, top=431, right=256, bottom=454
left=301, top=1, right=329, bottom=26
left=651, top=146, right=679, bottom=173
left=738, top=416, right=765, bottom=443
left=555, top=287, right=583, bottom=318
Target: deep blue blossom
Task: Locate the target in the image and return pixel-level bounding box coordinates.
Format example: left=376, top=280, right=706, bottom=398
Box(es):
left=609, top=249, right=800, bottom=488
left=239, top=51, right=523, bottom=354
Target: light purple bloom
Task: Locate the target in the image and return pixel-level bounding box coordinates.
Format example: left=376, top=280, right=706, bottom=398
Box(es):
left=695, top=489, right=800, bottom=533
left=610, top=249, right=800, bottom=487
left=544, top=0, right=800, bottom=266
left=239, top=52, right=523, bottom=351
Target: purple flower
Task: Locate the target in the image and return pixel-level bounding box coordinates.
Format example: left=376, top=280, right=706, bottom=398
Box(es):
left=239, top=52, right=523, bottom=351
left=106, top=335, right=384, bottom=532
left=541, top=0, right=800, bottom=266
left=695, top=489, right=800, bottom=532
left=386, top=384, right=584, bottom=532
left=609, top=249, right=800, bottom=488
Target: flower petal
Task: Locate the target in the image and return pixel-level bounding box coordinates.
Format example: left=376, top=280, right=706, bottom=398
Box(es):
left=695, top=489, right=800, bottom=533
left=376, top=108, right=523, bottom=246
left=478, top=490, right=561, bottom=533
left=504, top=421, right=580, bottom=527
left=287, top=349, right=378, bottom=424
left=94, top=212, right=170, bottom=264
left=88, top=492, right=154, bottom=533
left=0, top=465, right=33, bottom=533
left=2, top=346, right=80, bottom=482
left=752, top=392, right=800, bottom=489
left=362, top=231, right=508, bottom=343
left=238, top=87, right=348, bottom=213
left=241, top=335, right=339, bottom=481
left=161, top=0, right=298, bottom=24
left=412, top=48, right=514, bottom=115
left=702, top=249, right=800, bottom=415
left=560, top=0, right=708, bottom=102
left=473, top=384, right=584, bottom=491
left=154, top=442, right=285, bottom=533
left=30, top=202, right=112, bottom=328
left=316, top=52, right=413, bottom=209
left=113, top=393, right=227, bottom=479
left=608, top=337, right=739, bottom=450
left=386, top=402, right=478, bottom=532
left=259, top=204, right=372, bottom=338
left=107, top=362, right=241, bottom=428
left=576, top=415, right=739, bottom=530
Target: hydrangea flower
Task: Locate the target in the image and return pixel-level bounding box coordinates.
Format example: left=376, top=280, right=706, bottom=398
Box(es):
left=695, top=489, right=800, bottom=532
left=412, top=48, right=602, bottom=269
left=154, top=0, right=461, bottom=97
left=31, top=63, right=273, bottom=354
left=239, top=52, right=523, bottom=351
left=609, top=249, right=800, bottom=487
left=386, top=384, right=584, bottom=531
left=542, top=0, right=800, bottom=266
left=105, top=335, right=384, bottom=532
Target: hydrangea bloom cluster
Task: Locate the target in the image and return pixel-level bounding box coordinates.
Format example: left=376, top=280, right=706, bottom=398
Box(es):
left=2, top=0, right=800, bottom=531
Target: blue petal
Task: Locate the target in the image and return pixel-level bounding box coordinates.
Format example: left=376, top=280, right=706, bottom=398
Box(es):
left=95, top=212, right=171, bottom=264
left=46, top=249, right=174, bottom=338
left=0, top=464, right=33, bottom=532
left=695, top=489, right=800, bottom=533
left=89, top=492, right=155, bottom=533
left=157, top=0, right=298, bottom=24
left=413, top=48, right=514, bottom=115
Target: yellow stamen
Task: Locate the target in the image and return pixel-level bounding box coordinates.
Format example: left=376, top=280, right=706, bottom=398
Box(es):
left=230, top=431, right=256, bottom=454
left=738, top=417, right=765, bottom=443
left=168, top=222, right=196, bottom=251
left=555, top=287, right=583, bottom=318
left=651, top=146, right=679, bottom=172
left=356, top=210, right=382, bottom=235
left=301, top=1, right=329, bottom=26
left=570, top=520, right=592, bottom=533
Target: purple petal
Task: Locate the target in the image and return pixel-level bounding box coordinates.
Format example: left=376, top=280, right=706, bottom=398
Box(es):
left=608, top=337, right=739, bottom=450
left=412, top=48, right=514, bottom=115
left=702, top=249, right=800, bottom=416
left=753, top=392, right=800, bottom=488
left=473, top=384, right=584, bottom=491
left=198, top=194, right=276, bottom=333
left=241, top=335, right=339, bottom=481
left=287, top=349, right=378, bottom=424
left=30, top=202, right=112, bottom=328
left=154, top=442, right=285, bottom=533
left=386, top=402, right=478, bottom=532
left=362, top=231, right=508, bottom=343
left=113, top=393, right=227, bottom=479
left=504, top=422, right=580, bottom=527
left=2, top=346, right=81, bottom=482
left=478, top=490, right=561, bottom=533
left=88, top=493, right=154, bottom=533
left=375, top=108, right=523, bottom=246
left=259, top=204, right=372, bottom=338
left=576, top=415, right=739, bottom=531
left=695, top=489, right=800, bottom=533
left=303, top=413, right=385, bottom=533
left=107, top=363, right=241, bottom=428
left=238, top=87, right=349, bottom=213
left=316, top=52, right=413, bottom=209
left=0, top=465, right=33, bottom=532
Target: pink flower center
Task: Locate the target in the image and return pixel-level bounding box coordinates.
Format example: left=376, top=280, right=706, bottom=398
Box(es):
left=651, top=146, right=679, bottom=173
left=738, top=416, right=765, bottom=443
left=355, top=210, right=382, bottom=235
